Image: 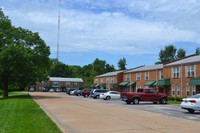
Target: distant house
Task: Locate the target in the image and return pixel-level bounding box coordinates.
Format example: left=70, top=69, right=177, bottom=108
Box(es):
left=36, top=77, right=84, bottom=92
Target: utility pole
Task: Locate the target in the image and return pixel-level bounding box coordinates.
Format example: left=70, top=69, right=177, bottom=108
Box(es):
left=56, top=0, right=61, bottom=62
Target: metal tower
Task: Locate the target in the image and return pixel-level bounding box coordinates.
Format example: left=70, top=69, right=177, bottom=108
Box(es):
left=56, top=0, right=61, bottom=61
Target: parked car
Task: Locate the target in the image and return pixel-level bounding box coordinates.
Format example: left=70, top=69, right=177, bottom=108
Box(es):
left=49, top=89, right=54, bottom=92
left=180, top=94, right=200, bottom=113
left=74, top=89, right=83, bottom=96
left=70, top=89, right=77, bottom=95
left=66, top=88, right=76, bottom=95
left=90, top=89, right=108, bottom=99
left=121, top=88, right=168, bottom=104
left=100, top=91, right=121, bottom=100
left=81, top=89, right=91, bottom=97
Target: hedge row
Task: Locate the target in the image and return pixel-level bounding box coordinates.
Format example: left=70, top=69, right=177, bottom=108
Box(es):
left=168, top=96, right=182, bottom=102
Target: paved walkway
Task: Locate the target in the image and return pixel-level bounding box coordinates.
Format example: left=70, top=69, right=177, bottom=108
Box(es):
left=30, top=92, right=200, bottom=133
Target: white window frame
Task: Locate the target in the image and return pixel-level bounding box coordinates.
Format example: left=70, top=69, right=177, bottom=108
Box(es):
left=111, top=77, right=114, bottom=83
left=66, top=82, right=71, bottom=87
left=126, top=73, right=130, bottom=81
left=106, top=77, right=109, bottom=83
left=192, top=85, right=196, bottom=95
left=186, top=65, right=195, bottom=77
left=136, top=73, right=141, bottom=81
left=186, top=84, right=190, bottom=96
left=172, top=67, right=180, bottom=78
left=74, top=82, right=79, bottom=87
left=176, top=84, right=180, bottom=96
left=145, top=72, right=149, bottom=80
left=159, top=70, right=163, bottom=79
left=53, top=82, right=58, bottom=86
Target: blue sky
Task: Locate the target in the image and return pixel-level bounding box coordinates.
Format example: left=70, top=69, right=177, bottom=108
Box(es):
left=0, top=0, right=200, bottom=68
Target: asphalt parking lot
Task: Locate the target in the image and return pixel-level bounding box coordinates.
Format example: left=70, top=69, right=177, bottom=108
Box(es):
left=81, top=96, right=200, bottom=122
left=30, top=92, right=200, bottom=133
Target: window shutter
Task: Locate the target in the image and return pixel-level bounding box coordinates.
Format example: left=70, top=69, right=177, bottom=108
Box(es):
left=194, top=65, right=196, bottom=77
left=171, top=68, right=174, bottom=78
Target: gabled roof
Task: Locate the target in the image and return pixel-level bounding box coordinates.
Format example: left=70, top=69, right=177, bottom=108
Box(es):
left=49, top=77, right=83, bottom=82
left=165, top=54, right=200, bottom=67
left=125, top=64, right=163, bottom=73
left=95, top=70, right=124, bottom=78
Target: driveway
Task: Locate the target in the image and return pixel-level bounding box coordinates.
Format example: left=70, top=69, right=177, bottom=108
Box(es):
left=30, top=92, right=200, bottom=133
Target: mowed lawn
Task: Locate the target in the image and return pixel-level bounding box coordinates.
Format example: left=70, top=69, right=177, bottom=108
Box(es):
left=0, top=92, right=62, bottom=133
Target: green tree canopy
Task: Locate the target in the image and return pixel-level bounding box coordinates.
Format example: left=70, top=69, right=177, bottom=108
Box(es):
left=118, top=57, right=127, bottom=70
left=0, top=9, right=50, bottom=98
left=156, top=45, right=186, bottom=64
left=196, top=47, right=200, bottom=55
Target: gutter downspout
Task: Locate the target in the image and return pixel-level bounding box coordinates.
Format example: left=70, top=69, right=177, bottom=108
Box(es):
left=180, top=64, right=183, bottom=98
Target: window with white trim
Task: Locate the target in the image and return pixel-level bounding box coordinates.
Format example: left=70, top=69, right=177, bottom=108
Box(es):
left=159, top=70, right=163, bottom=79
left=172, top=67, right=180, bottom=78
left=186, top=65, right=195, bottom=77
left=101, top=78, right=103, bottom=83
left=66, top=82, right=71, bottom=87
left=53, top=82, right=58, bottom=86
left=192, top=85, right=196, bottom=95
left=171, top=84, right=175, bottom=96
left=186, top=84, right=190, bottom=96
left=145, top=72, right=149, bottom=80
left=176, top=84, right=180, bottom=96
left=74, top=82, right=79, bottom=87
left=106, top=77, right=109, bottom=83
left=126, top=73, right=130, bottom=81
left=136, top=73, right=141, bottom=81
left=111, top=77, right=114, bottom=83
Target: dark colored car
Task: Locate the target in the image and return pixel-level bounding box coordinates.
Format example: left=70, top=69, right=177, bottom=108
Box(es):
left=74, top=89, right=83, bottom=96
left=82, top=89, right=91, bottom=97
left=90, top=89, right=108, bottom=99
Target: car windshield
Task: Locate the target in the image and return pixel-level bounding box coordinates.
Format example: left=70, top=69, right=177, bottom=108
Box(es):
left=190, top=94, right=200, bottom=99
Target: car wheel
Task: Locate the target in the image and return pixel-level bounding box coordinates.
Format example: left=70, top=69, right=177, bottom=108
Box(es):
left=85, top=94, right=88, bottom=97
left=133, top=98, right=139, bottom=104
left=159, top=98, right=167, bottom=104
left=96, top=95, right=100, bottom=99
left=126, top=101, right=131, bottom=104
left=153, top=102, right=157, bottom=104
left=188, top=109, right=195, bottom=113
left=106, top=96, right=111, bottom=100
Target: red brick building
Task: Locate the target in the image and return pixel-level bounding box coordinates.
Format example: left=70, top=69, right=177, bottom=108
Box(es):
left=164, top=54, right=200, bottom=97
left=93, top=54, right=200, bottom=97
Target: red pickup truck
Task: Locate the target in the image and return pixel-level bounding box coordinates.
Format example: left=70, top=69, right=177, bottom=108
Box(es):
left=121, top=88, right=168, bottom=104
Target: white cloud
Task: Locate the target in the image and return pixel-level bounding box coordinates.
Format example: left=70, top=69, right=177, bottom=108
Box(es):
left=1, top=0, right=200, bottom=57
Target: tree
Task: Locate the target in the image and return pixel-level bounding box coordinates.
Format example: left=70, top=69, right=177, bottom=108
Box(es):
left=157, top=45, right=186, bottom=64
left=176, top=48, right=186, bottom=59
left=196, top=47, right=200, bottom=55
left=0, top=9, right=50, bottom=98
left=158, top=45, right=177, bottom=64
left=118, top=57, right=127, bottom=70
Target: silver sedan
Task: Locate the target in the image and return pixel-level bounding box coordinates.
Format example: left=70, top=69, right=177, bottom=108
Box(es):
left=100, top=91, right=121, bottom=100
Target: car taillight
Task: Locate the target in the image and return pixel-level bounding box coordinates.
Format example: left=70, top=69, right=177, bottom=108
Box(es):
left=189, top=100, right=196, bottom=103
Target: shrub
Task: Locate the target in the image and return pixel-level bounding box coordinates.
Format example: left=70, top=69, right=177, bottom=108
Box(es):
left=168, top=96, right=175, bottom=101
left=175, top=97, right=182, bottom=102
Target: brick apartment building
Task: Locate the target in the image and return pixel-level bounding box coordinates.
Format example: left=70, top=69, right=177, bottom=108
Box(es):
left=93, top=71, right=124, bottom=91
left=93, top=54, right=200, bottom=97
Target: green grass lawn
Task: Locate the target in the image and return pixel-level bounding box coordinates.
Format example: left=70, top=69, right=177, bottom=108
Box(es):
left=0, top=92, right=62, bottom=133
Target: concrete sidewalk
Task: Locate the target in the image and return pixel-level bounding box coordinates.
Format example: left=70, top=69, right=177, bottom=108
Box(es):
left=30, top=92, right=200, bottom=133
